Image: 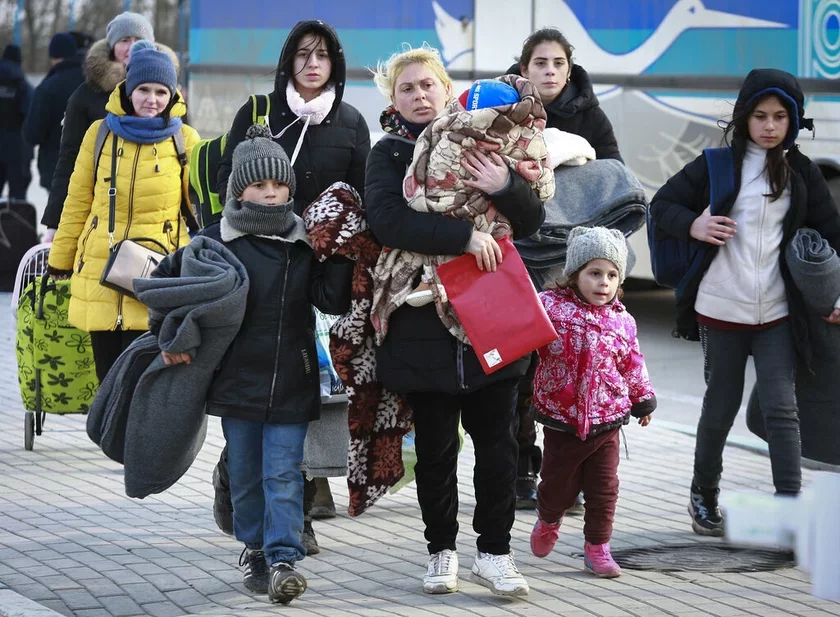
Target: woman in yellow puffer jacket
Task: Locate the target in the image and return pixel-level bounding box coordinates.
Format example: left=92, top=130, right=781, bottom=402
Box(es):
left=49, top=40, right=200, bottom=383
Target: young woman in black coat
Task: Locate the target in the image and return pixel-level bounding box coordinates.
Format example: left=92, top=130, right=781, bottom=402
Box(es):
left=365, top=45, right=545, bottom=598
left=509, top=28, right=624, bottom=511
left=214, top=20, right=371, bottom=553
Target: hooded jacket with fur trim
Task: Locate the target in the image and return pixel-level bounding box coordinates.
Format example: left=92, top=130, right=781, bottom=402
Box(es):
left=47, top=84, right=199, bottom=332
left=42, top=39, right=179, bottom=228
left=217, top=20, right=370, bottom=211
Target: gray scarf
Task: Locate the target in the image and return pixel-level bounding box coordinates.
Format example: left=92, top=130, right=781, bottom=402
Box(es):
left=222, top=198, right=297, bottom=236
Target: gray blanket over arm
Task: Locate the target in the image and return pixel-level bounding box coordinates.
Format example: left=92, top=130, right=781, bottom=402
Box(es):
left=126, top=236, right=249, bottom=498
left=746, top=228, right=840, bottom=465
left=514, top=158, right=648, bottom=271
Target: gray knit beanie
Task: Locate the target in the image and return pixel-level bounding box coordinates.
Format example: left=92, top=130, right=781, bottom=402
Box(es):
left=106, top=11, right=154, bottom=49
left=125, top=40, right=177, bottom=95
left=564, top=226, right=628, bottom=283
left=227, top=124, right=296, bottom=201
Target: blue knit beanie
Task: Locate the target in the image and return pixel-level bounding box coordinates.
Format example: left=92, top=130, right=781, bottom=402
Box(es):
left=465, top=80, right=520, bottom=111
left=125, top=40, right=177, bottom=95
left=48, top=33, right=77, bottom=59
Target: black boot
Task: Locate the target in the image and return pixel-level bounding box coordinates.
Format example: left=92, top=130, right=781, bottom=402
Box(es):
left=515, top=445, right=542, bottom=510
left=301, top=477, right=320, bottom=555
left=213, top=447, right=234, bottom=536
left=688, top=482, right=724, bottom=537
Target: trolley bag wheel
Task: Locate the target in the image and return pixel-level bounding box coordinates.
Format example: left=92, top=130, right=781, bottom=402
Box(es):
left=24, top=411, right=34, bottom=450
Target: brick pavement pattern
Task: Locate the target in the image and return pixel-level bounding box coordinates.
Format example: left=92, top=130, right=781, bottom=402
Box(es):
left=1, top=293, right=839, bottom=617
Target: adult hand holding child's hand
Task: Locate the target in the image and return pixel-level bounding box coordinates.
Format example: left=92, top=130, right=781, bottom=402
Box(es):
left=690, top=206, right=737, bottom=246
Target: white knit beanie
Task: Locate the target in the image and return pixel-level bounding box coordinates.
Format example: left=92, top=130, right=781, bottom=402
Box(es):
left=564, top=226, right=628, bottom=282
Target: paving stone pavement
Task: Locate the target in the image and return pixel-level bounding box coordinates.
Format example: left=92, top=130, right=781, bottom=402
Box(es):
left=1, top=292, right=839, bottom=617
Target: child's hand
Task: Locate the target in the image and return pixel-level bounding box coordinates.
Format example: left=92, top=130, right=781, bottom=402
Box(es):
left=822, top=307, right=840, bottom=324
left=638, top=414, right=652, bottom=427
left=161, top=351, right=191, bottom=366
left=689, top=206, right=737, bottom=246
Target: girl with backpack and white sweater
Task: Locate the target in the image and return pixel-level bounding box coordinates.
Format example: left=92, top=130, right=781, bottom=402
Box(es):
left=650, top=68, right=840, bottom=537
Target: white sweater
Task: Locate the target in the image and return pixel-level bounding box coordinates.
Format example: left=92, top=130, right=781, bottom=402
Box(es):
left=695, top=141, right=790, bottom=324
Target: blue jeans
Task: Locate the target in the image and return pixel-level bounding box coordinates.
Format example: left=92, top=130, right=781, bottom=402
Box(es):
left=221, top=418, right=308, bottom=565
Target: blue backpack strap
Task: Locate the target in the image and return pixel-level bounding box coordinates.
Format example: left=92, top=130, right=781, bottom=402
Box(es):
left=704, top=147, right=735, bottom=215
left=674, top=147, right=736, bottom=298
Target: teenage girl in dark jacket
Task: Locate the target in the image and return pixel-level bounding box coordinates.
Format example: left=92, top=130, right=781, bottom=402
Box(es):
left=650, top=68, right=840, bottom=536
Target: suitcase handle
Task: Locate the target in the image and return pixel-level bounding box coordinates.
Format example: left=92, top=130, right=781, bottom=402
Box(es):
left=36, top=273, right=57, bottom=321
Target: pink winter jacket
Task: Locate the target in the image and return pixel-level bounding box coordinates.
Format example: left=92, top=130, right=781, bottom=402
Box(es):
left=533, top=287, right=656, bottom=440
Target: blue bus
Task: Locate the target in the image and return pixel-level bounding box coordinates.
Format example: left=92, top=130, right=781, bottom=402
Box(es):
left=189, top=0, right=840, bottom=279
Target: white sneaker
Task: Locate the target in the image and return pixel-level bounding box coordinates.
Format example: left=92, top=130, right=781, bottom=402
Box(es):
left=423, top=549, right=458, bottom=594
left=470, top=551, right=529, bottom=597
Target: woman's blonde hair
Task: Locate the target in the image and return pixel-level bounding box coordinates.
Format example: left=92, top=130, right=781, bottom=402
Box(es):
left=371, top=43, right=453, bottom=100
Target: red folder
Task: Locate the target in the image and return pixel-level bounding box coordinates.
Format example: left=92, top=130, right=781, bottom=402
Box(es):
left=437, top=236, right=558, bottom=375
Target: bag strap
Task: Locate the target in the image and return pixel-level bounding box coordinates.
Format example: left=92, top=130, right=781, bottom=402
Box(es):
left=704, top=147, right=735, bottom=215
left=171, top=129, right=198, bottom=239
left=250, top=94, right=271, bottom=125
left=93, top=121, right=110, bottom=185
left=106, top=133, right=119, bottom=249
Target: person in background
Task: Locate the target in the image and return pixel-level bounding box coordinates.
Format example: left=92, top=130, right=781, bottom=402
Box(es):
left=41, top=11, right=158, bottom=241
left=0, top=44, right=33, bottom=200
left=23, top=33, right=84, bottom=194
left=508, top=27, right=624, bottom=511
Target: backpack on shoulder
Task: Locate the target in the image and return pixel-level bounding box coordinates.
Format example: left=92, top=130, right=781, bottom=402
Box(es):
left=647, top=147, right=735, bottom=292
left=188, top=94, right=270, bottom=228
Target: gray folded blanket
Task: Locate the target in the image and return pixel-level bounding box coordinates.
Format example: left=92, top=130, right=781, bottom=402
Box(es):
left=746, top=228, right=840, bottom=465
left=90, top=236, right=250, bottom=498
left=515, top=159, right=648, bottom=270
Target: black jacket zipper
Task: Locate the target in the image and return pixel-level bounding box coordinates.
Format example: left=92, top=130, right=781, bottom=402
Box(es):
left=268, top=245, right=292, bottom=409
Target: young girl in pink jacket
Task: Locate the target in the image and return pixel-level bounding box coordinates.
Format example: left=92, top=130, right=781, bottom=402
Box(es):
left=530, top=226, right=656, bottom=577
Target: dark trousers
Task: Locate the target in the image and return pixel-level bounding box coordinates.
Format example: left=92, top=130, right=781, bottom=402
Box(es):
left=514, top=352, right=538, bottom=448
left=406, top=378, right=520, bottom=556
left=694, top=322, right=801, bottom=494
left=0, top=159, right=32, bottom=200
left=90, top=329, right=144, bottom=384
left=537, top=427, right=620, bottom=545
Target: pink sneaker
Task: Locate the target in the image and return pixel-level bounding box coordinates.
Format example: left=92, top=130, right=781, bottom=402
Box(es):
left=583, top=542, right=621, bottom=578
left=530, top=519, right=560, bottom=558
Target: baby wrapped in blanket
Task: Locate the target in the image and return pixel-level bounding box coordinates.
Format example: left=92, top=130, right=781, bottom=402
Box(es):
left=371, top=75, right=556, bottom=345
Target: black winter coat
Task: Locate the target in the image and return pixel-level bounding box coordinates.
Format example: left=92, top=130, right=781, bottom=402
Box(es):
left=155, top=222, right=353, bottom=425
left=0, top=58, right=33, bottom=163
left=650, top=141, right=840, bottom=366
left=365, top=133, right=546, bottom=394
left=22, top=57, right=84, bottom=190
left=507, top=63, right=622, bottom=162
left=217, top=21, right=370, bottom=211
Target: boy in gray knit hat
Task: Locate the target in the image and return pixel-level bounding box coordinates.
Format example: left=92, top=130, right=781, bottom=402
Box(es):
left=162, top=123, right=352, bottom=604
